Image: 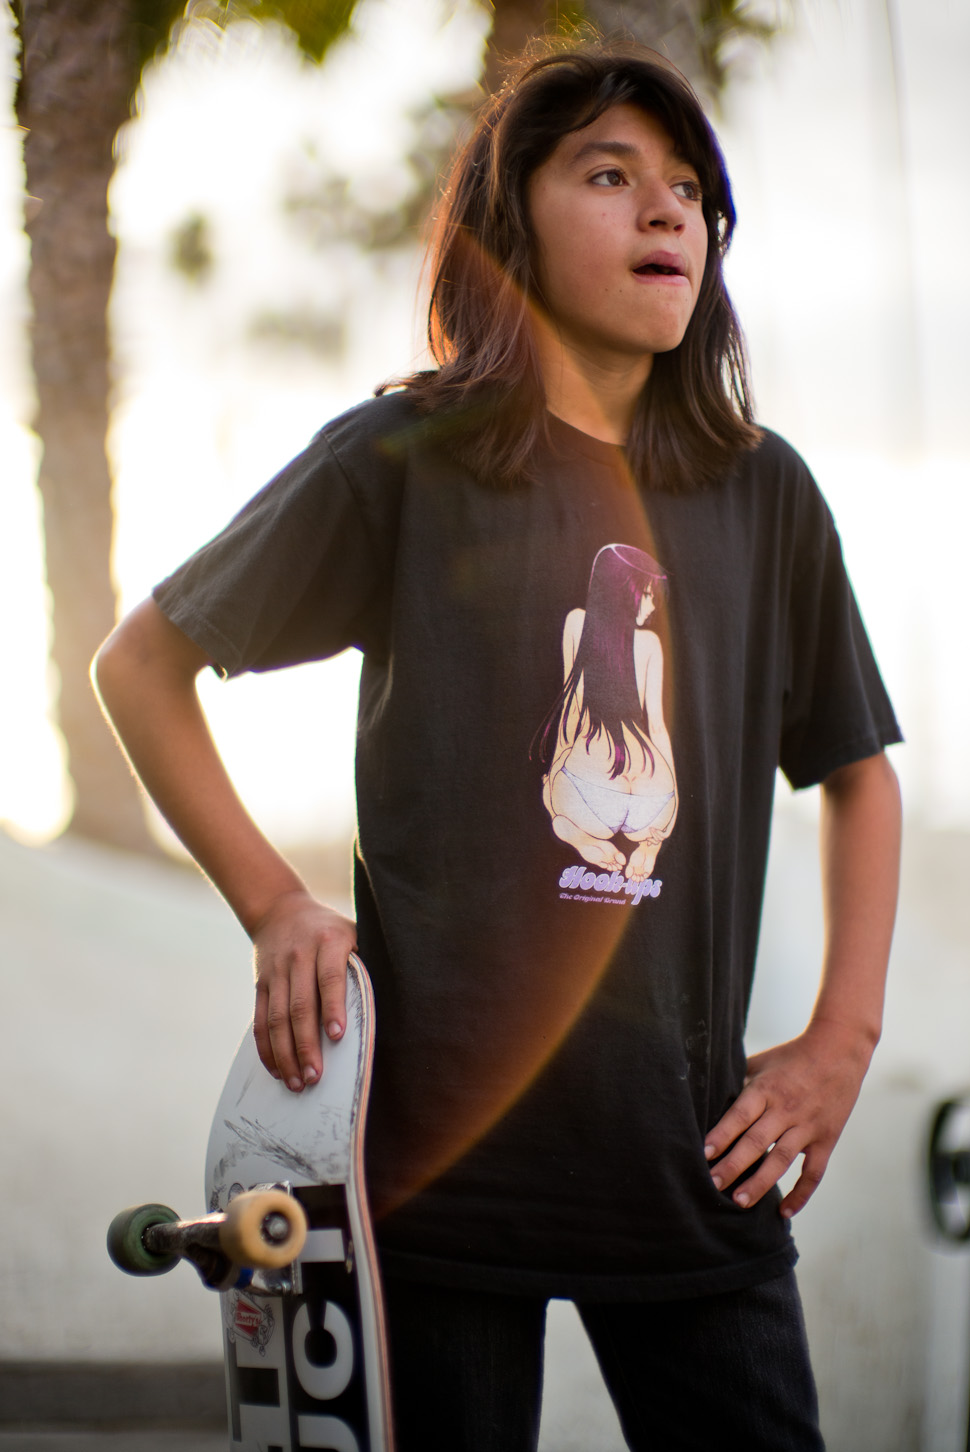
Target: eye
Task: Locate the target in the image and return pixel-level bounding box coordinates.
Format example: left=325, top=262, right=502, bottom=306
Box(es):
left=590, top=167, right=627, bottom=188
left=671, top=178, right=703, bottom=202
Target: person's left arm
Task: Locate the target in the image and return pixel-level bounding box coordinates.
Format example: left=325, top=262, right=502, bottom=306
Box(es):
left=702, top=750, right=901, bottom=1217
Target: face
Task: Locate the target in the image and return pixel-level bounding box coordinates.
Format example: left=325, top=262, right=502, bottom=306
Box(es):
left=527, top=104, right=709, bottom=371
left=636, top=586, right=655, bottom=626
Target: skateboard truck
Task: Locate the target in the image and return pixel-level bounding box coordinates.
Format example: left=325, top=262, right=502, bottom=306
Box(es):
left=107, top=1186, right=308, bottom=1292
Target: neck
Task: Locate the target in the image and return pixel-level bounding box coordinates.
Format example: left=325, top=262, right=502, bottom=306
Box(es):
left=534, top=321, right=653, bottom=444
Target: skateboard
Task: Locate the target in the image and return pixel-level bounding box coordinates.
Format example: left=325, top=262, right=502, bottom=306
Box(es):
left=108, top=953, right=393, bottom=1452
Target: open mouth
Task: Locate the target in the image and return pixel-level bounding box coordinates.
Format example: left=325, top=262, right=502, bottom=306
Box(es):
left=633, top=261, right=684, bottom=277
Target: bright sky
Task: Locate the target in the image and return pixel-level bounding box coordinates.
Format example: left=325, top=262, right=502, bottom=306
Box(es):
left=1, top=0, right=967, bottom=844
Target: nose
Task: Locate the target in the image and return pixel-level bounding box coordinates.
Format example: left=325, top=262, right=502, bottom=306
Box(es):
left=635, top=178, right=686, bottom=232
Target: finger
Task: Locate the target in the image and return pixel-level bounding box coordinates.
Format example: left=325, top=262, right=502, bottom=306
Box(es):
left=266, top=965, right=315, bottom=1094
left=726, top=1133, right=804, bottom=1208
left=704, top=1087, right=769, bottom=1162
left=253, top=983, right=281, bottom=1080
left=287, top=965, right=324, bottom=1089
left=708, top=1111, right=788, bottom=1191
left=317, top=953, right=348, bottom=1045
left=779, top=1148, right=829, bottom=1218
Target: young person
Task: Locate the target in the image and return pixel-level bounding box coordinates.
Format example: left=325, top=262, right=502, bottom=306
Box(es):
left=94, top=42, right=902, bottom=1451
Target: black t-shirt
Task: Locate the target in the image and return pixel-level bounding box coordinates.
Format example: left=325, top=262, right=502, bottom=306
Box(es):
left=155, top=392, right=901, bottom=1301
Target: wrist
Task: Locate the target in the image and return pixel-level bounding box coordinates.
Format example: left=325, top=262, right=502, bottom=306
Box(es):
left=805, top=1013, right=881, bottom=1064
left=240, top=880, right=314, bottom=941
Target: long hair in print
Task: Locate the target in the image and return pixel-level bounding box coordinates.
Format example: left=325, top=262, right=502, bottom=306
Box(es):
left=535, top=544, right=669, bottom=778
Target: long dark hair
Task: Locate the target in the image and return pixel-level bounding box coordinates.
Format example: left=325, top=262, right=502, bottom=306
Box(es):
left=384, top=41, right=761, bottom=492
left=534, top=544, right=669, bottom=777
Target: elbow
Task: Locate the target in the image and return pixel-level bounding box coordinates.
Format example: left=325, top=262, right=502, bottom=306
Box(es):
left=91, top=598, right=188, bottom=718
left=92, top=598, right=211, bottom=715
left=91, top=604, right=155, bottom=709
left=91, top=622, right=128, bottom=716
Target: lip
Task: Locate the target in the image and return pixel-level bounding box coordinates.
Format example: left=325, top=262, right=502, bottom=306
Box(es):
left=631, top=251, right=688, bottom=280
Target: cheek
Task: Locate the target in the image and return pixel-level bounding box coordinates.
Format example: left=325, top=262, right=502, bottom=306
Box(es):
left=537, top=230, right=602, bottom=293
left=531, top=195, right=611, bottom=292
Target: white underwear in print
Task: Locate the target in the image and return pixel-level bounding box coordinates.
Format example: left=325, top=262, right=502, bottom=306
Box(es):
left=562, top=768, right=673, bottom=836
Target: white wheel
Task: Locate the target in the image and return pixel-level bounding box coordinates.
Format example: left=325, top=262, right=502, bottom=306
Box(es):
left=220, top=1189, right=307, bottom=1267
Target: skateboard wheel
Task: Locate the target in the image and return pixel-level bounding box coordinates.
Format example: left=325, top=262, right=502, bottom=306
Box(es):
left=220, top=1189, right=307, bottom=1268
left=107, top=1203, right=181, bottom=1276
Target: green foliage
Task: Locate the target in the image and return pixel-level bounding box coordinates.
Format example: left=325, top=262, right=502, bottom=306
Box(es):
left=695, top=0, right=789, bottom=96
left=131, top=0, right=358, bottom=72
left=13, top=0, right=363, bottom=112
left=246, top=0, right=358, bottom=61
left=130, top=0, right=198, bottom=77
left=11, top=0, right=360, bottom=109
left=283, top=94, right=468, bottom=253
left=169, top=212, right=215, bottom=282
left=550, top=3, right=588, bottom=32
left=248, top=306, right=344, bottom=353
left=577, top=0, right=790, bottom=105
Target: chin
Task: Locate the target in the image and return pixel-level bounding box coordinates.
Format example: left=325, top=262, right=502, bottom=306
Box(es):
left=644, top=328, right=691, bottom=357
left=624, top=319, right=693, bottom=358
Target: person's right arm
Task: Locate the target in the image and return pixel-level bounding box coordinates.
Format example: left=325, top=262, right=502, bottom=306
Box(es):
left=92, top=598, right=356, bottom=1091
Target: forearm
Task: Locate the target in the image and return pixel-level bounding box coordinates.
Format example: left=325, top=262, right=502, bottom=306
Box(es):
left=93, top=598, right=306, bottom=937
left=94, top=597, right=355, bottom=1083
left=704, top=750, right=901, bottom=1213
left=811, top=751, right=902, bottom=1053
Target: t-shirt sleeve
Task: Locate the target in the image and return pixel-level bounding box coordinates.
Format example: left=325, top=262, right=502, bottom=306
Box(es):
left=779, top=486, right=902, bottom=790
left=152, top=421, right=397, bottom=678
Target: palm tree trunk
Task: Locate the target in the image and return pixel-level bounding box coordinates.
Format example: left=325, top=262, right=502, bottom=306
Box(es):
left=16, top=0, right=156, bottom=851
left=483, top=0, right=559, bottom=91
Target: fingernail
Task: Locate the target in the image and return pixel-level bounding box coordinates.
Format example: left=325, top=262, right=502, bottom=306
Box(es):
left=703, top=1143, right=715, bottom=1160
left=327, top=1021, right=343, bottom=1040
left=287, top=1076, right=303, bottom=1092
left=303, top=1066, right=318, bottom=1084
left=735, top=1191, right=749, bottom=1207
left=711, top=1174, right=723, bottom=1190
left=780, top=1207, right=793, bottom=1219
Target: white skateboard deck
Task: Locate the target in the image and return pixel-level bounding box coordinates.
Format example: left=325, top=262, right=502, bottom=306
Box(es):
left=205, top=953, right=392, bottom=1452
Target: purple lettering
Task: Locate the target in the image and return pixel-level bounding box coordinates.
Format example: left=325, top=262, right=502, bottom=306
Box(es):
left=627, top=878, right=656, bottom=906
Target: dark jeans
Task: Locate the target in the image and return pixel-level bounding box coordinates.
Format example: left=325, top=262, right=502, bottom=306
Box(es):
left=383, top=1270, right=824, bottom=1452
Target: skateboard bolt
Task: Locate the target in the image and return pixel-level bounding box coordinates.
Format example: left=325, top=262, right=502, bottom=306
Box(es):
left=262, top=1212, right=291, bottom=1245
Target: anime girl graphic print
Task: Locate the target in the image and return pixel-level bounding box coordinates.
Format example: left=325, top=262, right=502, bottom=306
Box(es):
left=537, top=544, right=678, bottom=895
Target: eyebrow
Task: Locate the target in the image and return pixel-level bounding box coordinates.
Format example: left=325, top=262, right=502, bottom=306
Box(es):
left=567, top=138, right=696, bottom=172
